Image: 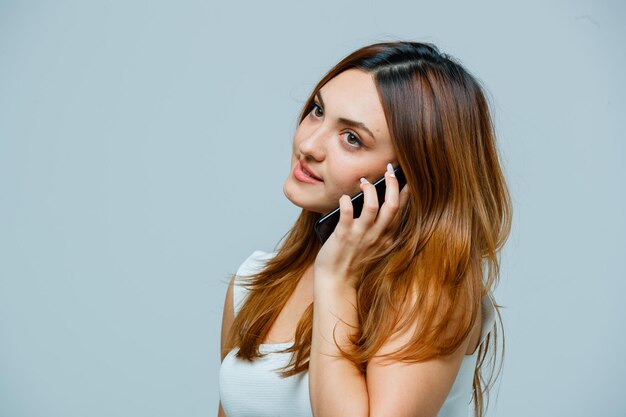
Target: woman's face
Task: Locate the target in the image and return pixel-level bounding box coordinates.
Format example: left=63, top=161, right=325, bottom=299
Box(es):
left=283, top=68, right=397, bottom=216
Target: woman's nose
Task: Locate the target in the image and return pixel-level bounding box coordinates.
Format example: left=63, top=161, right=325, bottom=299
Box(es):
left=298, top=129, right=327, bottom=161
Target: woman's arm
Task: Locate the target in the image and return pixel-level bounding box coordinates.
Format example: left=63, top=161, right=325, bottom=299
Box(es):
left=363, top=300, right=472, bottom=417
left=309, top=278, right=368, bottom=417
left=217, top=276, right=236, bottom=417
left=308, top=275, right=472, bottom=417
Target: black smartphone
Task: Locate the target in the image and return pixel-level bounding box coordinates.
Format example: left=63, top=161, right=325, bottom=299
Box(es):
left=314, top=165, right=407, bottom=244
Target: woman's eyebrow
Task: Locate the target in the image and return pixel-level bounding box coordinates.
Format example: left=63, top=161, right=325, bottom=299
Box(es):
left=315, top=91, right=377, bottom=143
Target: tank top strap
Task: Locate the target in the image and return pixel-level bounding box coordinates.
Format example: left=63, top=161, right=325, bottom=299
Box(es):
left=233, top=250, right=276, bottom=316
left=478, top=292, right=497, bottom=346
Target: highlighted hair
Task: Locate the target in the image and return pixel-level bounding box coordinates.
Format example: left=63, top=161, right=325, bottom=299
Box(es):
left=226, top=41, right=512, bottom=417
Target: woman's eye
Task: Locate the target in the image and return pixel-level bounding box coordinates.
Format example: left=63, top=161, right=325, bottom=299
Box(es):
left=342, top=131, right=363, bottom=148
left=311, top=103, right=323, bottom=118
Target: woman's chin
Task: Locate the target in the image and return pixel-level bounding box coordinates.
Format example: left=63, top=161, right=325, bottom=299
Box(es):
left=283, top=180, right=337, bottom=215
left=283, top=190, right=322, bottom=214
left=286, top=198, right=327, bottom=215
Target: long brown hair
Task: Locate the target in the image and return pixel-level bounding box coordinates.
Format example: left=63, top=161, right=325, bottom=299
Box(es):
left=226, top=41, right=512, bottom=417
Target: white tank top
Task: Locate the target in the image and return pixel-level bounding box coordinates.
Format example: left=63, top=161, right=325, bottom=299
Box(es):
left=219, top=250, right=497, bottom=417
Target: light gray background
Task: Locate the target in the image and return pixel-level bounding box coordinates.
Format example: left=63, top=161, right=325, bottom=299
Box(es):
left=1, top=0, right=624, bottom=416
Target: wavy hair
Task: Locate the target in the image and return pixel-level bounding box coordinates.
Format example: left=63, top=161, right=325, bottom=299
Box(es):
left=226, top=41, right=512, bottom=417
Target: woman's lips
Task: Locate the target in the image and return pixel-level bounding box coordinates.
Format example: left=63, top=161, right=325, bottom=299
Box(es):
left=294, top=161, right=323, bottom=184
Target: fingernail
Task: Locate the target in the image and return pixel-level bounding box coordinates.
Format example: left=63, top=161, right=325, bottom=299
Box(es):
left=387, top=162, right=395, bottom=177
left=360, top=177, right=368, bottom=184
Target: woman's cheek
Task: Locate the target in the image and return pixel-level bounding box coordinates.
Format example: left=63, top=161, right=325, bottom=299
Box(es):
left=337, top=179, right=362, bottom=199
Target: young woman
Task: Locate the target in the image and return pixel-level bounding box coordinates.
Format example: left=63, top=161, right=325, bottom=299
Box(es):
left=218, top=41, right=512, bottom=417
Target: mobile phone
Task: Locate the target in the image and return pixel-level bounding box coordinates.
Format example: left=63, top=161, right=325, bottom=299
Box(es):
left=314, top=165, right=407, bottom=244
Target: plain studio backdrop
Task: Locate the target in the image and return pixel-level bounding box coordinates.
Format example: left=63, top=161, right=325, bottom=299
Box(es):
left=0, top=0, right=624, bottom=416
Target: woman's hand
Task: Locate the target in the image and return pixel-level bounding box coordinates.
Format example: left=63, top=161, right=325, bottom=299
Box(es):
left=314, top=162, right=410, bottom=288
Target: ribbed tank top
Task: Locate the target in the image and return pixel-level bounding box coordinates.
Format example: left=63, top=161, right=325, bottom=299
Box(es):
left=219, top=250, right=497, bottom=417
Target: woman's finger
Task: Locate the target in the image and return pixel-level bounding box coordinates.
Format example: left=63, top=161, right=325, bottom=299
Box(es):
left=386, top=183, right=410, bottom=232
left=355, top=177, right=379, bottom=229
left=334, top=194, right=354, bottom=240
left=368, top=164, right=400, bottom=237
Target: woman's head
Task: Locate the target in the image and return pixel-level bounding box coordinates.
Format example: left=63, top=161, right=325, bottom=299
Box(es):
left=284, top=41, right=507, bottom=237
left=283, top=68, right=398, bottom=216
